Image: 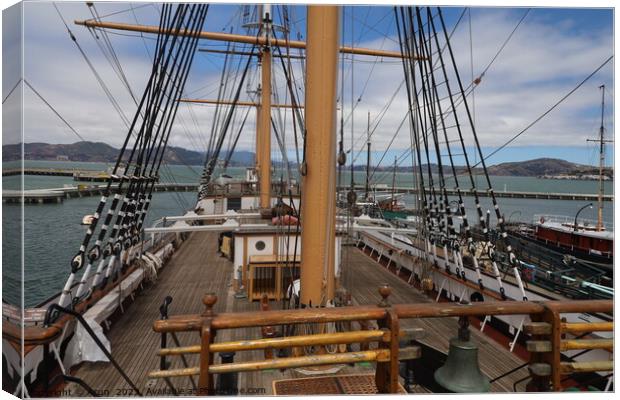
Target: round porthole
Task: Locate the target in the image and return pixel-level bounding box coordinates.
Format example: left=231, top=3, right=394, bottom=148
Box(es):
left=255, top=240, right=266, bottom=251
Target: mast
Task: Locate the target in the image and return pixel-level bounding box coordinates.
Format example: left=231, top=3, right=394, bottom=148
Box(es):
left=179, top=98, right=302, bottom=108
left=258, top=5, right=272, bottom=209
left=587, top=84, right=608, bottom=231
left=596, top=85, right=606, bottom=231
left=390, top=156, right=397, bottom=210
left=74, top=19, right=417, bottom=59
left=365, top=111, right=371, bottom=200
left=299, top=5, right=339, bottom=307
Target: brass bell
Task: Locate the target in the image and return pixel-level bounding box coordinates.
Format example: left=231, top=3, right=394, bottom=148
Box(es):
left=434, top=315, right=490, bottom=393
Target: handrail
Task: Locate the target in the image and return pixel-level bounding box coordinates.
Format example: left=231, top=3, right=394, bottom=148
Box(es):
left=154, top=305, right=387, bottom=332
left=158, top=330, right=389, bottom=355
left=542, top=299, right=612, bottom=314
left=561, top=321, right=613, bottom=334
left=149, top=288, right=613, bottom=394
left=533, top=214, right=612, bottom=230
left=154, top=301, right=552, bottom=333
left=149, top=349, right=392, bottom=379
left=524, top=298, right=613, bottom=391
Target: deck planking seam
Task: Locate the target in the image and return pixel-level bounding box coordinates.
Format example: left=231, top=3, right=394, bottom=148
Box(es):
left=68, top=233, right=530, bottom=396
left=69, top=232, right=232, bottom=395
left=346, top=245, right=530, bottom=391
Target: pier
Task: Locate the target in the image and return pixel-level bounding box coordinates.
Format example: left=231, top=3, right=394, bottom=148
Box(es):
left=2, top=183, right=613, bottom=204
left=2, top=167, right=112, bottom=182
left=2, top=183, right=198, bottom=204
left=2, top=167, right=96, bottom=177
left=340, top=185, right=614, bottom=202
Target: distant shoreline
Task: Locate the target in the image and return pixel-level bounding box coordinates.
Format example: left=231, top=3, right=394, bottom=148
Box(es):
left=2, top=142, right=614, bottom=178
left=539, top=174, right=613, bottom=181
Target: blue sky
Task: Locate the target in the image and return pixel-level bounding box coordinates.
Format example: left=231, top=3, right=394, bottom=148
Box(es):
left=2, top=2, right=614, bottom=167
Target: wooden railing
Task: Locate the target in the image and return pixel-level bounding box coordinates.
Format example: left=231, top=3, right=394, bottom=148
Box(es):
left=148, top=286, right=613, bottom=394
left=525, top=301, right=614, bottom=391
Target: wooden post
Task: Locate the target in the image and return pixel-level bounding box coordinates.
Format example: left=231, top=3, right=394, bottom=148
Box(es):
left=525, top=315, right=551, bottom=392
left=299, top=5, right=340, bottom=307
left=198, top=322, right=213, bottom=395
left=259, top=294, right=277, bottom=359
left=543, top=307, right=562, bottom=391
left=198, top=294, right=217, bottom=395
left=375, top=285, right=400, bottom=393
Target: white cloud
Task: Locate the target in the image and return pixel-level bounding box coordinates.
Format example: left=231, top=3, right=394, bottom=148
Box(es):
left=8, top=3, right=614, bottom=167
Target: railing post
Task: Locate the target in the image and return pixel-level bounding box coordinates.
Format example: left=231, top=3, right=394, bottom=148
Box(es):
left=375, top=284, right=400, bottom=393
left=526, top=304, right=561, bottom=391
left=198, top=293, right=217, bottom=395
left=259, top=294, right=278, bottom=359
left=545, top=307, right=562, bottom=391
left=525, top=313, right=551, bottom=392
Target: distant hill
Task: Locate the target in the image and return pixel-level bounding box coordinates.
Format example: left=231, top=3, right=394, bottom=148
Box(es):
left=1, top=143, right=607, bottom=178
left=2, top=142, right=255, bottom=167
left=4, top=142, right=120, bottom=163
left=352, top=158, right=603, bottom=178
left=483, top=158, right=585, bottom=176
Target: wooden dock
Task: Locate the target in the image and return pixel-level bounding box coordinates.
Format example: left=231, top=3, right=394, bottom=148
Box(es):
left=2, top=184, right=198, bottom=204
left=338, top=185, right=613, bottom=202
left=1, top=167, right=611, bottom=203
left=4, top=184, right=612, bottom=204
left=2, top=168, right=94, bottom=177
left=2, top=168, right=125, bottom=182
left=66, top=232, right=529, bottom=396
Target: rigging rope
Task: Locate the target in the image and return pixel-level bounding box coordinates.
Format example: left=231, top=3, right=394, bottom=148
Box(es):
left=474, top=54, right=614, bottom=167
left=395, top=6, right=525, bottom=300
left=2, top=78, right=22, bottom=104
left=371, top=6, right=531, bottom=186
left=198, top=44, right=257, bottom=197
left=58, top=3, right=209, bottom=311
left=24, top=80, right=88, bottom=142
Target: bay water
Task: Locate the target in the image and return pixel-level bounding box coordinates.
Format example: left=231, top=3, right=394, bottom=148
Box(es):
left=2, top=160, right=613, bottom=307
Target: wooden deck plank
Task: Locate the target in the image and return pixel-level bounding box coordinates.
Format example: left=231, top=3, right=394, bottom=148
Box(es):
left=344, top=245, right=530, bottom=392
left=66, top=234, right=530, bottom=396
left=67, top=232, right=232, bottom=396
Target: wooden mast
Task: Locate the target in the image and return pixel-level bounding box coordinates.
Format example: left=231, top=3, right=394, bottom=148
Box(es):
left=258, top=5, right=272, bottom=209
left=178, top=98, right=302, bottom=108
left=390, top=156, right=397, bottom=211
left=299, top=5, right=339, bottom=307
left=73, top=19, right=419, bottom=59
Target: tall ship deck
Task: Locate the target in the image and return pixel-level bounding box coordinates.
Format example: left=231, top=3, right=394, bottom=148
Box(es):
left=2, top=2, right=614, bottom=397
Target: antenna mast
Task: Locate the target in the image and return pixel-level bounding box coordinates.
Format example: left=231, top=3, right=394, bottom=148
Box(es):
left=365, top=111, right=371, bottom=200
left=597, top=85, right=605, bottom=231
left=587, top=84, right=609, bottom=231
